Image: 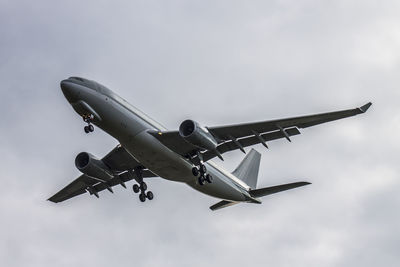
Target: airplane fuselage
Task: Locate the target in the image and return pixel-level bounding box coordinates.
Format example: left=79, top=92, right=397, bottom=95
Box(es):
left=61, top=78, right=250, bottom=202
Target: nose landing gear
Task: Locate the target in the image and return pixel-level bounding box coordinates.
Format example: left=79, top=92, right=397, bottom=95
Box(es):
left=84, top=124, right=94, bottom=133
left=83, top=114, right=94, bottom=133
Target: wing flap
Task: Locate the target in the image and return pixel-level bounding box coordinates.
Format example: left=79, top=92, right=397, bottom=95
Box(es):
left=202, top=127, right=300, bottom=162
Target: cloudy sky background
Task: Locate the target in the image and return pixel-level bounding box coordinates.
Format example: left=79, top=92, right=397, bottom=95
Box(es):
left=1, top=0, right=399, bottom=266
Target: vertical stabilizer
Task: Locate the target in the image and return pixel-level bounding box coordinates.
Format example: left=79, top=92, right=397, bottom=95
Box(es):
left=232, top=149, right=261, bottom=189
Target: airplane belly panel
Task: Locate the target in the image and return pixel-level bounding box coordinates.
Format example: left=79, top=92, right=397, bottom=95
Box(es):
left=122, top=131, right=194, bottom=182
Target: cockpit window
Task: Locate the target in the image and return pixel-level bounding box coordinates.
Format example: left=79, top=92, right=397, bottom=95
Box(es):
left=68, top=77, right=99, bottom=91
left=96, top=84, right=112, bottom=95
left=69, top=77, right=86, bottom=82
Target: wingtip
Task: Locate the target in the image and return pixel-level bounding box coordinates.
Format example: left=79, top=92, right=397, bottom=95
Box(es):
left=359, top=102, right=372, bottom=113
left=47, top=196, right=59, bottom=203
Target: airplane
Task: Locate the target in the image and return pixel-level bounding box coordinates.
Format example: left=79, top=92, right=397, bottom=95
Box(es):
left=49, top=77, right=372, bottom=210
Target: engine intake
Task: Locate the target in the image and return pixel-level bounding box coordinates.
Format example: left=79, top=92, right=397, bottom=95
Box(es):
left=179, top=120, right=218, bottom=151
left=75, top=152, right=113, bottom=182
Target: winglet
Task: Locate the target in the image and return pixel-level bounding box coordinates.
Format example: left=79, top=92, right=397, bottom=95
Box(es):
left=358, top=102, right=372, bottom=113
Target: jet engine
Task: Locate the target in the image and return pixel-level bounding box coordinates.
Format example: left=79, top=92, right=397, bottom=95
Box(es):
left=179, top=120, right=218, bottom=151
left=75, top=152, right=114, bottom=182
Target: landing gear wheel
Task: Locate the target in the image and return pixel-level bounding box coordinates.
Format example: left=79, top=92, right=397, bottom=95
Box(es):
left=140, top=182, right=147, bottom=191
left=146, top=191, right=154, bottom=200
left=205, top=174, right=213, bottom=183
left=200, top=164, right=207, bottom=174
left=139, top=193, right=146, bottom=202
left=192, top=167, right=199, bottom=177
left=88, top=124, right=94, bottom=132
left=198, top=176, right=205, bottom=186
left=84, top=126, right=90, bottom=133
left=132, top=184, right=140, bottom=193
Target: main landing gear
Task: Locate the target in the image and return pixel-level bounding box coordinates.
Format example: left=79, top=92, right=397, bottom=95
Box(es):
left=132, top=168, right=154, bottom=202
left=132, top=182, right=153, bottom=202
left=192, top=163, right=213, bottom=186
left=83, top=114, right=94, bottom=133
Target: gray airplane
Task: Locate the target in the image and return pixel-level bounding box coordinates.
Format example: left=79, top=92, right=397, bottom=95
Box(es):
left=49, top=77, right=372, bottom=210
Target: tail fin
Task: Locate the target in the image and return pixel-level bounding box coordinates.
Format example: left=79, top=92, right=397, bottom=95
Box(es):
left=232, top=149, right=261, bottom=189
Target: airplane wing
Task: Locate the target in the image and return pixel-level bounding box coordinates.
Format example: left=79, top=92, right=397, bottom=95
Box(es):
left=150, top=102, right=372, bottom=163
left=48, top=145, right=157, bottom=203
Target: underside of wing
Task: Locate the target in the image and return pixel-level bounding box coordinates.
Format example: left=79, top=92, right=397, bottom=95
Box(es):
left=207, top=102, right=372, bottom=140
left=149, top=102, right=371, bottom=163
left=48, top=178, right=88, bottom=203
left=48, top=145, right=157, bottom=203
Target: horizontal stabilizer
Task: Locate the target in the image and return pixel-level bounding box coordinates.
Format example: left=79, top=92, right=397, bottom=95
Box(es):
left=209, top=200, right=238, bottom=211
left=210, top=182, right=310, bottom=211
left=250, top=181, right=311, bottom=198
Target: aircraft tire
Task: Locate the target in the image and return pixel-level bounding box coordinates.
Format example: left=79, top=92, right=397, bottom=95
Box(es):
left=200, top=165, right=207, bottom=174
left=84, top=126, right=90, bottom=133
left=147, top=191, right=154, bottom=200
left=140, top=182, right=147, bottom=191
left=132, top=184, right=140, bottom=193
left=88, top=124, right=94, bottom=132
left=198, top=176, right=205, bottom=186
left=139, top=193, right=146, bottom=202
left=192, top=167, right=199, bottom=177
left=205, top=174, right=213, bottom=183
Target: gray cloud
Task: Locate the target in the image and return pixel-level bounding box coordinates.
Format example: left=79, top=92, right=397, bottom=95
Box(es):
left=0, top=0, right=399, bottom=266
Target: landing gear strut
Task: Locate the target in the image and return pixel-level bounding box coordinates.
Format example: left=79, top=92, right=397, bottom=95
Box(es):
left=132, top=168, right=154, bottom=202
left=83, top=114, right=94, bottom=133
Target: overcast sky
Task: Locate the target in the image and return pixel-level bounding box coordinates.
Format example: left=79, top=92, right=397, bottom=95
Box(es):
left=1, top=0, right=399, bottom=266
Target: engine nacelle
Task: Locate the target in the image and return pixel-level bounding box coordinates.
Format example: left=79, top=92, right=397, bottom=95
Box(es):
left=179, top=120, right=218, bottom=151
left=75, top=152, right=113, bottom=182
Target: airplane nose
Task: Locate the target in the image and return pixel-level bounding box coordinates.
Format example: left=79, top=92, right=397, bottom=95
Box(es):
left=60, top=79, right=78, bottom=103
